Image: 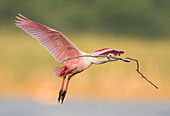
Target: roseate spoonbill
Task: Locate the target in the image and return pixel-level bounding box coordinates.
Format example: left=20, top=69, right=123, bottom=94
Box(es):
left=15, top=13, right=130, bottom=104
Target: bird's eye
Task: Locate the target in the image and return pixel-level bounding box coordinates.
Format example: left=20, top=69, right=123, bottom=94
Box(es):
left=108, top=53, right=114, bottom=57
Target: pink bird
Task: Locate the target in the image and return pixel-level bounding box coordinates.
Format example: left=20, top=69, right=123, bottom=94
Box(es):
left=15, top=14, right=128, bottom=104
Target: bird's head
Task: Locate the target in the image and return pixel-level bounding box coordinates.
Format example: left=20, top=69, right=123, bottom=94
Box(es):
left=90, top=48, right=125, bottom=64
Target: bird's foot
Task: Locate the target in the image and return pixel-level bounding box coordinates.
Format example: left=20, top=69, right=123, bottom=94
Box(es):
left=57, top=90, right=67, bottom=104
left=61, top=90, right=67, bottom=104
left=58, top=89, right=63, bottom=103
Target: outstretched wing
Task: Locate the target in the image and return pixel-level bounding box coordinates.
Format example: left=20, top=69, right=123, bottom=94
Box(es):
left=15, top=13, right=81, bottom=63
left=91, top=48, right=124, bottom=56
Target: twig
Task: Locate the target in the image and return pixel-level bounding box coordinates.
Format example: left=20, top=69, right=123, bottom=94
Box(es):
left=125, top=57, right=158, bottom=89
left=63, top=55, right=127, bottom=62
left=63, top=55, right=158, bottom=89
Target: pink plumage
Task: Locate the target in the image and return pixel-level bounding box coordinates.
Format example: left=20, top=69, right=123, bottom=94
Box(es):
left=91, top=48, right=124, bottom=56
left=15, top=13, right=125, bottom=104
left=15, top=13, right=81, bottom=63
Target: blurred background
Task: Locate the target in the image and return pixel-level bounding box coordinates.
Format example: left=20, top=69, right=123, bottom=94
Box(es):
left=0, top=0, right=170, bottom=115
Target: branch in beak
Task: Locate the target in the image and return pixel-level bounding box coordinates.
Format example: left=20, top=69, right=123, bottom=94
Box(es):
left=109, top=56, right=131, bottom=62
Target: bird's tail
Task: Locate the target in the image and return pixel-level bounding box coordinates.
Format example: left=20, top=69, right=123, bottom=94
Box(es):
left=53, top=66, right=68, bottom=77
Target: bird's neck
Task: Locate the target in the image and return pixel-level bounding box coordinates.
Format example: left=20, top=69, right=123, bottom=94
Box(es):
left=92, top=57, right=111, bottom=64
left=80, top=52, right=116, bottom=65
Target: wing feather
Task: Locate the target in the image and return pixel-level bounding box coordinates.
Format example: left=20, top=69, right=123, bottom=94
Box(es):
left=15, top=13, right=81, bottom=63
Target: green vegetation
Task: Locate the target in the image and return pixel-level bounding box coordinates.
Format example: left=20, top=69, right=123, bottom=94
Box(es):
left=0, top=0, right=170, bottom=37
left=0, top=0, right=170, bottom=101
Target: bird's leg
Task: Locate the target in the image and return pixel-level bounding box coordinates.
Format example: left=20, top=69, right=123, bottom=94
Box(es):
left=58, top=76, right=66, bottom=103
left=61, top=73, right=77, bottom=104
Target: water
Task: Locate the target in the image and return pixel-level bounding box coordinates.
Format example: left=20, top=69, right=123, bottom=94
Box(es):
left=0, top=99, right=170, bottom=116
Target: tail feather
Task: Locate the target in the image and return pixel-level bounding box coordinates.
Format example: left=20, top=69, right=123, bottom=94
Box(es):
left=53, top=66, right=68, bottom=77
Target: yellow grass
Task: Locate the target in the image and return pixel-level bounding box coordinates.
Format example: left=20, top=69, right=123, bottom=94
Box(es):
left=0, top=31, right=170, bottom=104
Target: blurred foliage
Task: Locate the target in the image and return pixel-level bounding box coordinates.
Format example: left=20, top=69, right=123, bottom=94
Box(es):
left=0, top=32, right=170, bottom=101
left=0, top=0, right=170, bottom=102
left=0, top=0, right=170, bottom=38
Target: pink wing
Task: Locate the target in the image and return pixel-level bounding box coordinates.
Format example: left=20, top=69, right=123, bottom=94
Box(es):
left=91, top=48, right=124, bottom=56
left=15, top=13, right=81, bottom=63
